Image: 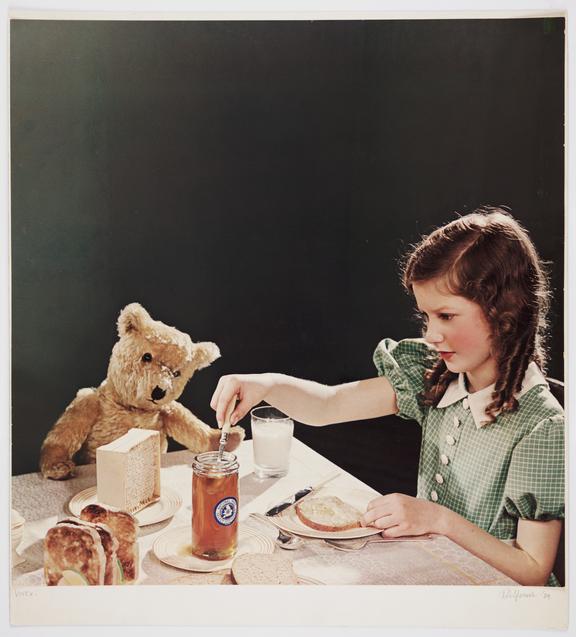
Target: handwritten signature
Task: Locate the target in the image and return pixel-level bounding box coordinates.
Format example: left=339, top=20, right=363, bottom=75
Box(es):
left=501, top=589, right=551, bottom=602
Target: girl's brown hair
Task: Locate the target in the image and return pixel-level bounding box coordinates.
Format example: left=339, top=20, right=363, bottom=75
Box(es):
left=402, top=206, right=551, bottom=421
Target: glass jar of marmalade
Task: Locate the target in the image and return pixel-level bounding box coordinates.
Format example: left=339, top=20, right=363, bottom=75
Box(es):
left=191, top=451, right=239, bottom=560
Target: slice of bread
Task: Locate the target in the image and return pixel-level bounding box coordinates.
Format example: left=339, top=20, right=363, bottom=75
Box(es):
left=170, top=570, right=234, bottom=586
left=44, top=523, right=106, bottom=586
left=80, top=504, right=139, bottom=584
left=92, top=522, right=120, bottom=585
left=231, top=553, right=298, bottom=585
left=56, top=518, right=119, bottom=585
left=295, top=495, right=362, bottom=532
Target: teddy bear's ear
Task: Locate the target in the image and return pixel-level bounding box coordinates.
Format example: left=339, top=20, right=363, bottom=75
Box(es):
left=117, top=303, right=152, bottom=337
left=192, top=342, right=221, bottom=370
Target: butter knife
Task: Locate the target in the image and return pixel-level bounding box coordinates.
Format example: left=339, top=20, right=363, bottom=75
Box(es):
left=264, top=470, right=341, bottom=517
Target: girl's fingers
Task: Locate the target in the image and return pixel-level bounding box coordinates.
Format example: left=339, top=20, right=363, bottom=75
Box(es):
left=362, top=508, right=394, bottom=528
left=366, top=493, right=397, bottom=510
left=380, top=524, right=403, bottom=538
left=215, top=384, right=240, bottom=428
left=229, top=396, right=252, bottom=426
left=372, top=514, right=399, bottom=530
left=366, top=494, right=391, bottom=511
left=210, top=376, right=226, bottom=411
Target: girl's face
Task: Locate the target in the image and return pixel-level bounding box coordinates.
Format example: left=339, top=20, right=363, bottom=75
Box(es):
left=412, top=277, right=496, bottom=392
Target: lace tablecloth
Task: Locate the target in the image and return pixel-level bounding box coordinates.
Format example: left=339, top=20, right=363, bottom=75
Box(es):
left=11, top=441, right=518, bottom=587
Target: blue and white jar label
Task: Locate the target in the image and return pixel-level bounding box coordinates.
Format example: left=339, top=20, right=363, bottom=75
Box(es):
left=214, top=497, right=238, bottom=526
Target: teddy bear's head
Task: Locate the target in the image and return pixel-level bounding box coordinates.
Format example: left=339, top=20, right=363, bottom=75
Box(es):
left=106, top=303, right=220, bottom=410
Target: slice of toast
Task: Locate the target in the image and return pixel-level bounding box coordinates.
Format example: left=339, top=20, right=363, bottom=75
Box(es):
left=80, top=504, right=139, bottom=584
left=44, top=523, right=106, bottom=586
left=94, top=522, right=120, bottom=585
left=170, top=570, right=234, bottom=586
left=295, top=495, right=362, bottom=532
left=57, top=518, right=119, bottom=585
left=231, top=553, right=298, bottom=585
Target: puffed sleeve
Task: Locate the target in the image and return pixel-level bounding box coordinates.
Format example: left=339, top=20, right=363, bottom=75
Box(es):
left=503, top=415, right=565, bottom=521
left=372, top=338, right=435, bottom=426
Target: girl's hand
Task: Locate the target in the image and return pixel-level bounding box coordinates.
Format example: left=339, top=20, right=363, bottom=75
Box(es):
left=361, top=493, right=445, bottom=537
left=210, top=373, right=274, bottom=428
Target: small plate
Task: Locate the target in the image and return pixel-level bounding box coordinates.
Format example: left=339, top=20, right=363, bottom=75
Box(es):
left=267, top=486, right=382, bottom=540
left=153, top=525, right=275, bottom=573
left=67, top=486, right=182, bottom=527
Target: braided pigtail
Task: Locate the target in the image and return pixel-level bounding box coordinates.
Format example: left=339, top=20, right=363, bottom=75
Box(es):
left=484, top=305, right=540, bottom=421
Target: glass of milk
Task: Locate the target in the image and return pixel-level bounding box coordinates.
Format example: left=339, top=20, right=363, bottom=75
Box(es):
left=251, top=406, right=294, bottom=479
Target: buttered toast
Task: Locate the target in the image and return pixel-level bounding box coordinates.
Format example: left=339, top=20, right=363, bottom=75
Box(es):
left=295, top=495, right=362, bottom=532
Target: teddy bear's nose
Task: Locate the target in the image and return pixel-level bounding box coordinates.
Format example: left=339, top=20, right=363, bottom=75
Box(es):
left=151, top=386, right=166, bottom=401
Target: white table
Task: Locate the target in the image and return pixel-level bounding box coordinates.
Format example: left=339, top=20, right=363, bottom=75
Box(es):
left=12, top=437, right=518, bottom=586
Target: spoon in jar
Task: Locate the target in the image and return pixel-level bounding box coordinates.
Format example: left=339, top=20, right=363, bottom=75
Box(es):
left=217, top=398, right=236, bottom=463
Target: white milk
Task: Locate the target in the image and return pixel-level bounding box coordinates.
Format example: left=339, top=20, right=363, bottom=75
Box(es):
left=252, top=418, right=293, bottom=477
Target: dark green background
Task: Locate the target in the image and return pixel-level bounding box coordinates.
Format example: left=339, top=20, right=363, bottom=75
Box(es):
left=11, top=19, right=564, bottom=493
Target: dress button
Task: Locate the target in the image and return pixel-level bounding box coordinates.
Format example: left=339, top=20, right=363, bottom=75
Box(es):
left=435, top=473, right=444, bottom=484
left=463, top=398, right=470, bottom=410
left=440, top=454, right=449, bottom=465
left=453, top=415, right=460, bottom=428
left=430, top=491, right=439, bottom=502
left=446, top=434, right=455, bottom=446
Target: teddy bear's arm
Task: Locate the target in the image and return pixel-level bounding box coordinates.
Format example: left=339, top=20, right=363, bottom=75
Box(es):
left=162, top=402, right=245, bottom=454
left=39, top=388, right=101, bottom=479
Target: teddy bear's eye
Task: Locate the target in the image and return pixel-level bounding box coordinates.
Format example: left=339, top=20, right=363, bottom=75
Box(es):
left=141, top=353, right=152, bottom=363
left=173, top=370, right=181, bottom=378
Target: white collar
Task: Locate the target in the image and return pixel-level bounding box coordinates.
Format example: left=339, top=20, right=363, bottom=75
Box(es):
left=436, top=361, right=548, bottom=428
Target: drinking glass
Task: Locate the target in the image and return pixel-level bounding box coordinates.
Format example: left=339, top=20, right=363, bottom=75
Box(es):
left=250, top=406, right=294, bottom=479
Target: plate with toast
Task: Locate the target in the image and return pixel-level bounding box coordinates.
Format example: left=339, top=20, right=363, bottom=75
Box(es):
left=68, top=486, right=182, bottom=527
left=266, top=486, right=382, bottom=540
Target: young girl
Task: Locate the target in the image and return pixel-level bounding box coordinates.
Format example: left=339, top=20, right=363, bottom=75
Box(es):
left=210, top=207, right=564, bottom=586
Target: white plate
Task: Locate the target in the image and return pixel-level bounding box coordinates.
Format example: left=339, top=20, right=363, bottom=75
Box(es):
left=267, top=486, right=382, bottom=540
left=153, top=525, right=275, bottom=573
left=67, top=486, right=182, bottom=527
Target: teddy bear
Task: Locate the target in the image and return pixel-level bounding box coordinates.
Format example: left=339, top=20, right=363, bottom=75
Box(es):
left=40, top=303, right=244, bottom=479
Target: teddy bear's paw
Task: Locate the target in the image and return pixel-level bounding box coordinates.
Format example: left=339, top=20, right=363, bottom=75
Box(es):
left=43, top=461, right=76, bottom=480
left=224, top=426, right=245, bottom=451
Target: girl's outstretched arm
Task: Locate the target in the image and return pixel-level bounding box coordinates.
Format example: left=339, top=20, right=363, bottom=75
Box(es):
left=211, top=373, right=398, bottom=428
left=363, top=494, right=562, bottom=586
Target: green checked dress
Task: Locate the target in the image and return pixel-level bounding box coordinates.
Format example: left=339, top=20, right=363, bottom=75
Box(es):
left=373, top=338, right=565, bottom=587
